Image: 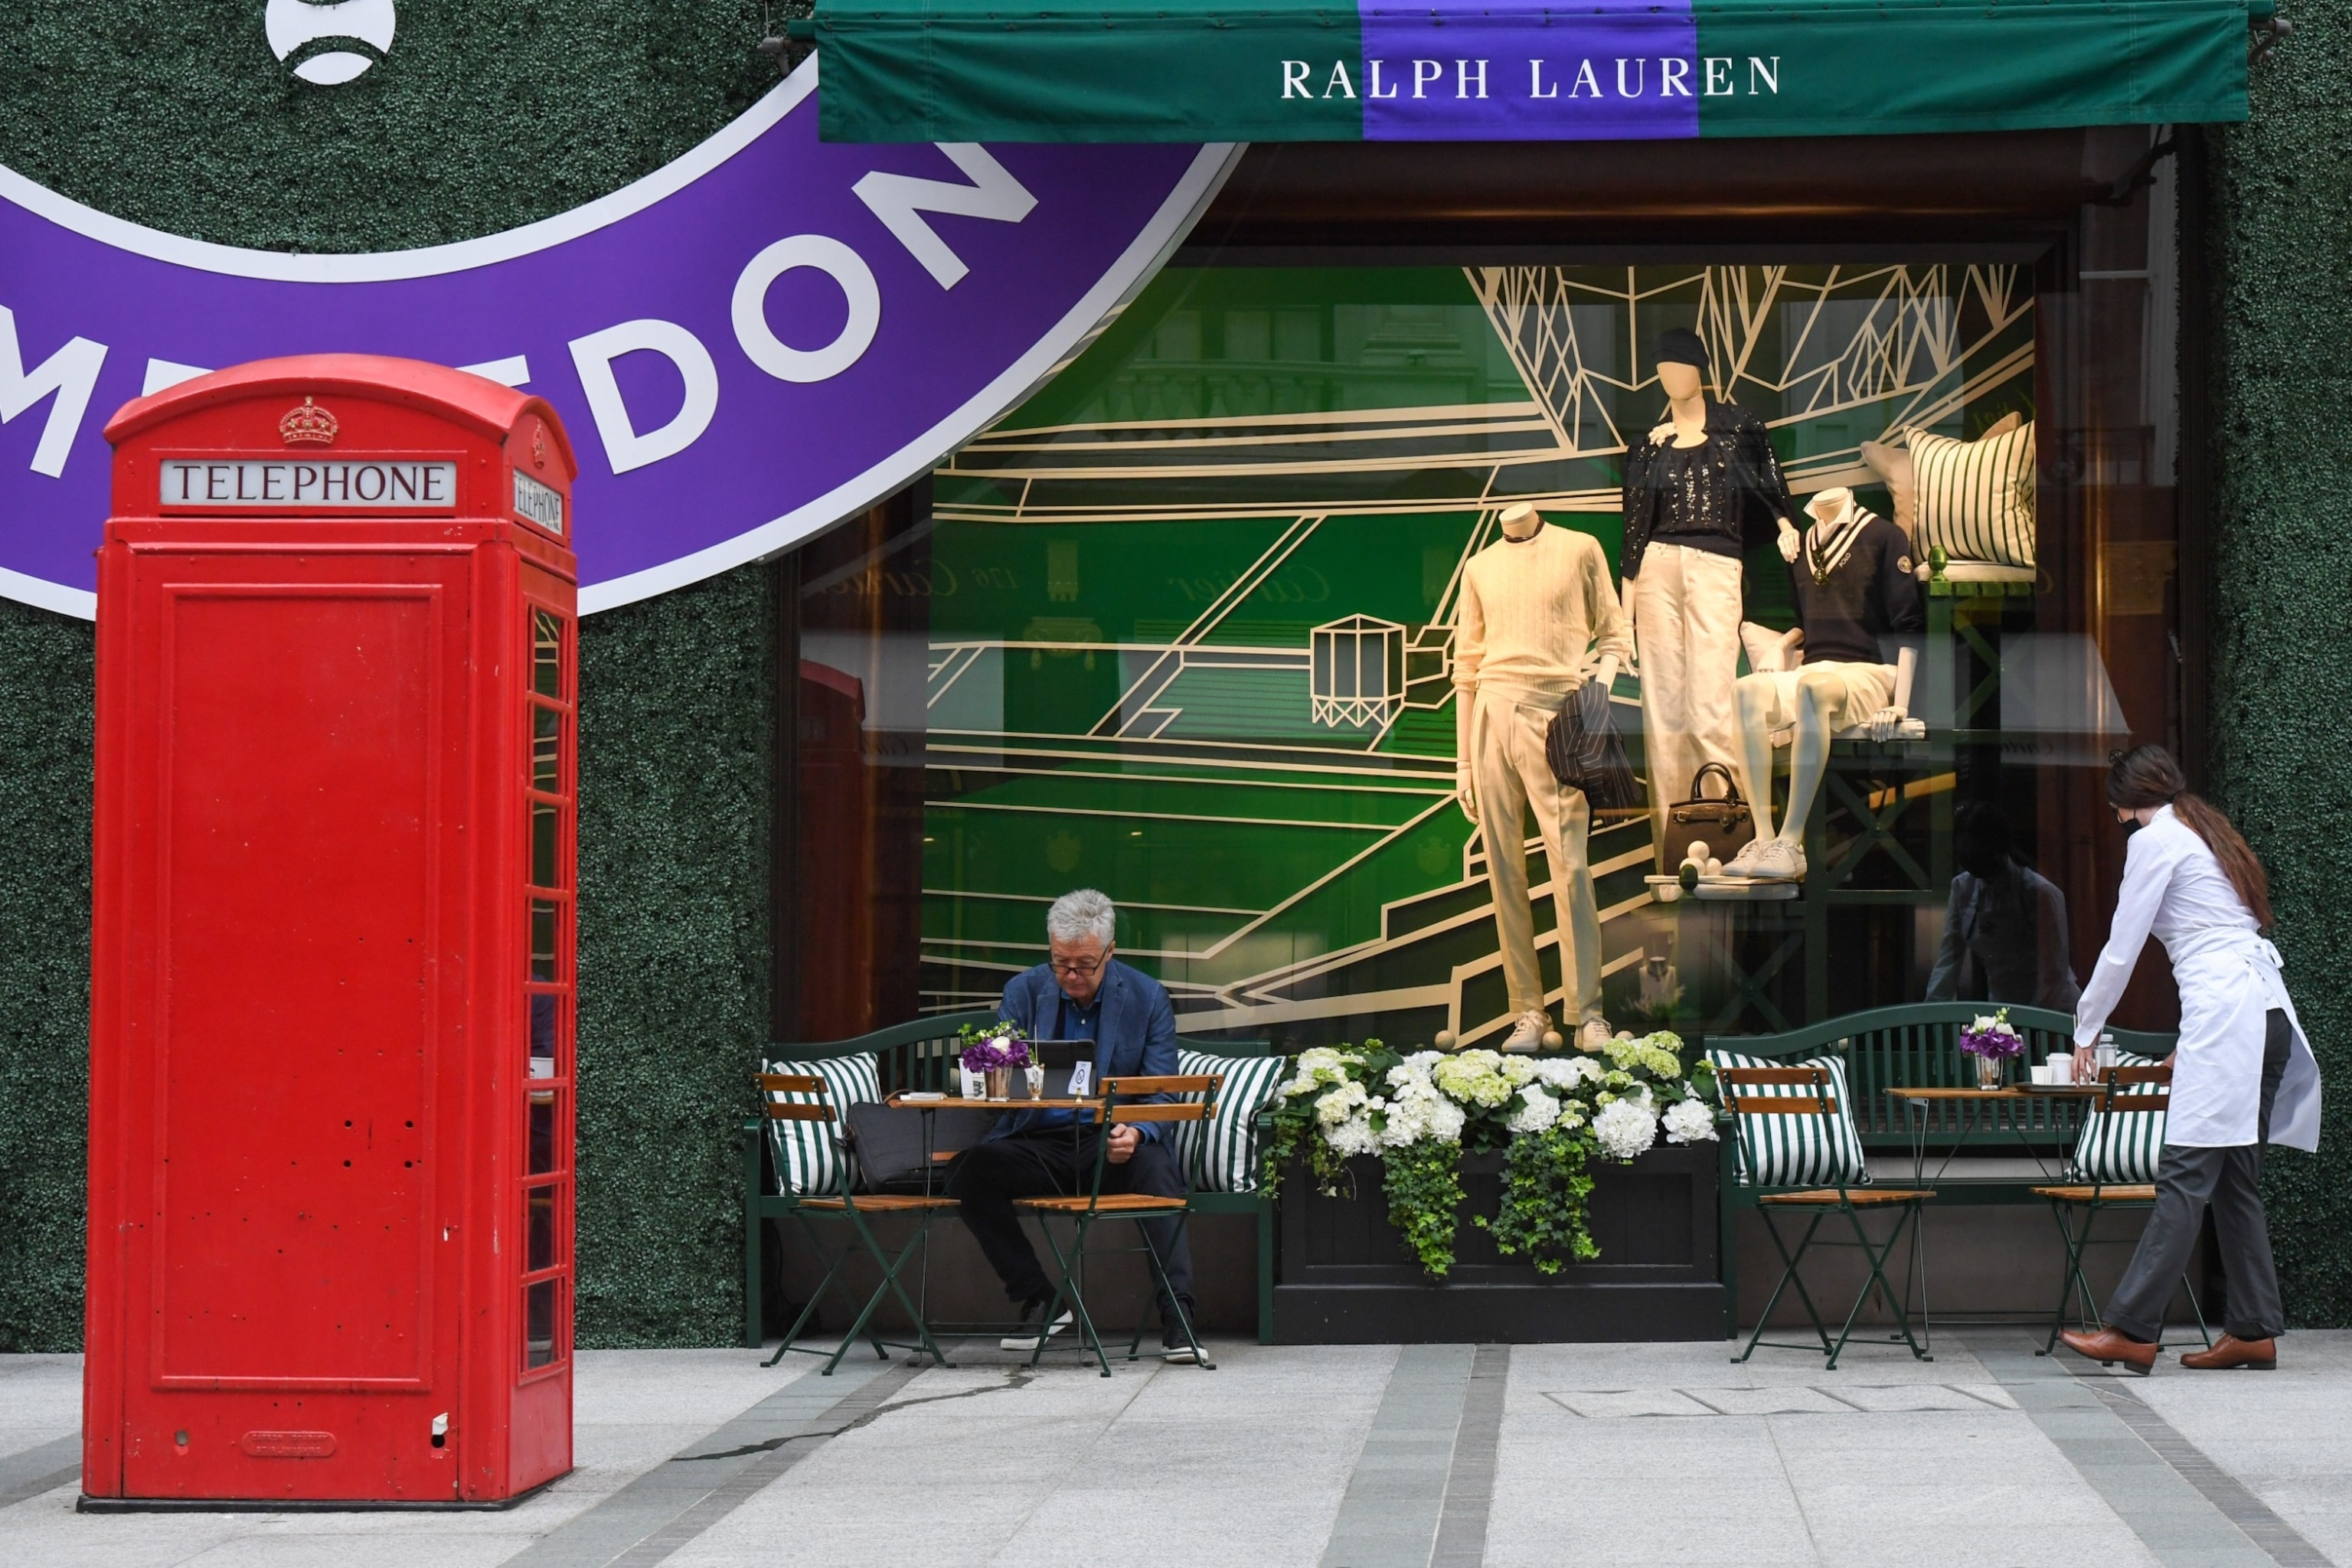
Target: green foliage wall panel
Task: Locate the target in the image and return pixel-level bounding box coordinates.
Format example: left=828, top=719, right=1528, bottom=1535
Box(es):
left=0, top=2, right=777, bottom=1350
left=2206, top=2, right=2352, bottom=1328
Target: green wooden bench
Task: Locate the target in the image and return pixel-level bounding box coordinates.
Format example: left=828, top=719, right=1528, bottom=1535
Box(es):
left=743, top=1010, right=1281, bottom=1348
left=1702, top=1002, right=2177, bottom=1338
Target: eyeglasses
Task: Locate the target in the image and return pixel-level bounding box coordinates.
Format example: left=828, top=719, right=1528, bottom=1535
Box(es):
left=1049, top=954, right=1105, bottom=977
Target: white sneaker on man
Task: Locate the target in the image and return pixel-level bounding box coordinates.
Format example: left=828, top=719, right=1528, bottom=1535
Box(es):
left=1747, top=837, right=1807, bottom=881
left=1721, top=838, right=1772, bottom=877
left=1500, top=1009, right=1553, bottom=1054
left=1577, top=1016, right=1615, bottom=1054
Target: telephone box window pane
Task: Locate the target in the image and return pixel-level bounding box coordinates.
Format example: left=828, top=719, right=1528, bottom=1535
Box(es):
left=532, top=610, right=563, bottom=698
left=527, top=1185, right=557, bottom=1271
left=531, top=800, right=558, bottom=888
left=529, top=993, right=557, bottom=1074
left=529, top=1089, right=557, bottom=1173
left=533, top=706, right=560, bottom=792
left=531, top=900, right=558, bottom=982
left=524, top=1279, right=558, bottom=1369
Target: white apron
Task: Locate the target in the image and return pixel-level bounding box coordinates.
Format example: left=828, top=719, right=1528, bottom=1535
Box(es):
left=2162, top=925, right=2323, bottom=1151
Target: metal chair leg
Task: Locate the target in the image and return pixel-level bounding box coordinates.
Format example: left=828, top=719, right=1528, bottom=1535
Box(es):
left=765, top=1215, right=855, bottom=1369
left=1737, top=1208, right=1834, bottom=1364
left=1028, top=1214, right=1114, bottom=1377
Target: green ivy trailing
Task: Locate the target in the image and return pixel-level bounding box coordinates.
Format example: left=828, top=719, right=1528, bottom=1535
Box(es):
left=1481, top=1125, right=1600, bottom=1274
left=1381, top=1137, right=1466, bottom=1279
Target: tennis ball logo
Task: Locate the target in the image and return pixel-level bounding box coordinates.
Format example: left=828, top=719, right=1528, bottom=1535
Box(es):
left=266, top=0, right=397, bottom=86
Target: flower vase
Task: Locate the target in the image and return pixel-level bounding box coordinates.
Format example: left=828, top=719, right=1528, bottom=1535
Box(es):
left=1024, top=1064, right=1046, bottom=1099
left=985, top=1067, right=1012, bottom=1100
left=1973, top=1053, right=2005, bottom=1090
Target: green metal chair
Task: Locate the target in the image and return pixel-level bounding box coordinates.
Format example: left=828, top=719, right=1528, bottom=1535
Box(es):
left=1722, top=1063, right=1936, bottom=1369
left=1015, top=1072, right=1220, bottom=1377
left=755, top=1070, right=959, bottom=1375
left=2029, top=1060, right=2210, bottom=1358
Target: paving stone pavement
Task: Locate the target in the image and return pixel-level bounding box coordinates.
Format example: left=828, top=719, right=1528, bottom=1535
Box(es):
left=2, top=1331, right=2347, bottom=1566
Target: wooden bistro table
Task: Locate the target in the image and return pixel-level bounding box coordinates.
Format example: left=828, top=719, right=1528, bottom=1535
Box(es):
left=1883, top=1083, right=2105, bottom=1188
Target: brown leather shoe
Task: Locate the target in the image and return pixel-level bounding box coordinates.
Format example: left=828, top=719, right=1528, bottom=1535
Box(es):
left=2059, top=1327, right=2158, bottom=1375
left=2180, top=1334, right=2277, bottom=1370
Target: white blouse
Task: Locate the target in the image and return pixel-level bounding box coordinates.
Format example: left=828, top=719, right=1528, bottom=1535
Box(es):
left=2073, top=805, right=2258, bottom=1048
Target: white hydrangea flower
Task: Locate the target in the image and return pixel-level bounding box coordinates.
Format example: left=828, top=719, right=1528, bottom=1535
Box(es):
left=1315, top=1080, right=1368, bottom=1127
left=1326, top=1111, right=1381, bottom=1158
left=1506, top=1085, right=1561, bottom=1134
left=1592, top=1097, right=1658, bottom=1160
left=1434, top=1050, right=1514, bottom=1107
left=1532, top=1058, right=1583, bottom=1089
left=1500, top=1055, right=1537, bottom=1086
left=1662, top=1096, right=1718, bottom=1145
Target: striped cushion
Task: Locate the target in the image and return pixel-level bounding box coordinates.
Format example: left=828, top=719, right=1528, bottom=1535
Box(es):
left=763, top=1053, right=881, bottom=1196
left=2069, top=1053, right=2168, bottom=1184
left=1707, top=1049, right=1870, bottom=1188
left=1911, top=420, right=2036, bottom=568
left=1172, top=1050, right=1288, bottom=1194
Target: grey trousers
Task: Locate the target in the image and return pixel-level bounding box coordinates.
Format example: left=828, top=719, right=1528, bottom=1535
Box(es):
left=2105, top=1008, right=2291, bottom=1342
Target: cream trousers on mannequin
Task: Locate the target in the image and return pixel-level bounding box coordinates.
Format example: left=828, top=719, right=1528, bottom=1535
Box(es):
left=1471, top=686, right=1603, bottom=1024
left=1634, top=543, right=1744, bottom=844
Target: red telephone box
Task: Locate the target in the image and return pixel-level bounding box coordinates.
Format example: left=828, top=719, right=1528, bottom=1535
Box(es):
left=83, top=355, right=579, bottom=1507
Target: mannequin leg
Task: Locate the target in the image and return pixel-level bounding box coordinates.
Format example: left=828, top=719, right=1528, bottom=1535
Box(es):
left=1471, top=691, right=1547, bottom=1018
left=1635, top=548, right=1693, bottom=854
left=1776, top=668, right=1849, bottom=845
left=1508, top=698, right=1602, bottom=1025
left=1733, top=673, right=1783, bottom=842
left=1681, top=550, right=1746, bottom=784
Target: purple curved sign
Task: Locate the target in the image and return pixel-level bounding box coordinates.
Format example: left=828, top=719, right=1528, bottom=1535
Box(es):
left=0, top=64, right=1231, bottom=616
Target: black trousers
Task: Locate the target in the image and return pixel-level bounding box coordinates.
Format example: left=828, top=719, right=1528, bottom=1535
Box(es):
left=2106, top=1008, right=2291, bottom=1342
left=946, top=1130, right=1194, bottom=1312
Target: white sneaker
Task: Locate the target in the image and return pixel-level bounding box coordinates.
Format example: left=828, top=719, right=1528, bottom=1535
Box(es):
left=999, top=1297, right=1073, bottom=1351
left=1748, top=837, right=1807, bottom=881
left=1721, top=838, right=1771, bottom=877
left=1578, top=1017, right=1614, bottom=1054
left=1501, top=1010, right=1551, bottom=1054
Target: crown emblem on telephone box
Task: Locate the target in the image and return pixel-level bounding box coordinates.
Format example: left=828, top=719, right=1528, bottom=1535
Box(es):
left=279, top=397, right=340, bottom=446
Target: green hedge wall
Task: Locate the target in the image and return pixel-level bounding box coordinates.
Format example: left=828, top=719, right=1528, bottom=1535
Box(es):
left=2207, top=2, right=2352, bottom=1328
left=0, top=1, right=781, bottom=1350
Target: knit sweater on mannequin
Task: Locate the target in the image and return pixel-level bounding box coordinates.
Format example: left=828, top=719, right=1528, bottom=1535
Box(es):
left=1454, top=525, right=1632, bottom=700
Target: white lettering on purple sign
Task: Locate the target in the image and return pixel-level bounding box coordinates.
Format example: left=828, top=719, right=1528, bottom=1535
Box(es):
left=158, top=459, right=457, bottom=511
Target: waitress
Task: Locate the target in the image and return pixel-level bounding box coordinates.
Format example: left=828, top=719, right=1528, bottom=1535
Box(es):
left=2060, top=746, right=2322, bottom=1374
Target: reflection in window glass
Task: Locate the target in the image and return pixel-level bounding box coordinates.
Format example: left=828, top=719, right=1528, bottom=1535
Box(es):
left=527, top=1184, right=557, bottom=1271
left=531, top=801, right=558, bottom=888
left=533, top=705, right=561, bottom=793
left=529, top=1089, right=556, bottom=1172
left=529, top=994, right=556, bottom=1070
left=524, top=1279, right=558, bottom=1369
left=533, top=609, right=564, bottom=698
left=531, top=900, right=558, bottom=982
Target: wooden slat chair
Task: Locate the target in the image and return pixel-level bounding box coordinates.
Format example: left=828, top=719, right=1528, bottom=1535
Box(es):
left=1014, top=1073, right=1221, bottom=1377
left=2029, top=1060, right=2211, bottom=1358
left=753, top=1071, right=959, bottom=1376
left=1720, top=1064, right=1937, bottom=1370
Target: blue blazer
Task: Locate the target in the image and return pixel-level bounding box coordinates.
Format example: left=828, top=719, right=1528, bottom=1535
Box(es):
left=990, top=958, right=1179, bottom=1143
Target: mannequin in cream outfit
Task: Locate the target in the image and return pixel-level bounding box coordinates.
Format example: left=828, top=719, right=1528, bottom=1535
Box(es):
left=1451, top=504, right=1632, bottom=1053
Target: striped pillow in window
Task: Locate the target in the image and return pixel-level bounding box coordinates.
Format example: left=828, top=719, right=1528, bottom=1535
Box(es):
left=1173, top=1050, right=1288, bottom=1194
left=2068, top=1053, right=2168, bottom=1184
left=763, top=1053, right=881, bottom=1196
left=1707, top=1049, right=1870, bottom=1188
left=1911, top=419, right=2037, bottom=569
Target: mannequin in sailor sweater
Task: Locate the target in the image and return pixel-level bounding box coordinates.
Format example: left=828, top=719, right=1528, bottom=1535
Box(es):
left=1450, top=503, right=1632, bottom=1053
left=1725, top=487, right=1922, bottom=881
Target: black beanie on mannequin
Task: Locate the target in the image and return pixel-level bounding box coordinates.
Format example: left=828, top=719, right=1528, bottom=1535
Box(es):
left=1655, top=327, right=1710, bottom=373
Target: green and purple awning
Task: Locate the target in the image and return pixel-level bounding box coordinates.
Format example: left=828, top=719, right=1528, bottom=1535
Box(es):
left=806, top=0, right=2260, bottom=142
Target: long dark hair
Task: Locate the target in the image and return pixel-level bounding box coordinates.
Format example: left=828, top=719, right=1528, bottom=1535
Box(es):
left=2107, top=745, right=2272, bottom=929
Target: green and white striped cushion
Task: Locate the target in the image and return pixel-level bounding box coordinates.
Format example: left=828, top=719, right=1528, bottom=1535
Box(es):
left=1172, top=1050, right=1288, bottom=1194
left=2069, top=1052, right=2168, bottom=1184
left=1911, top=420, right=2036, bottom=568
left=1707, top=1049, right=1870, bottom=1188
left=763, top=1053, right=881, bottom=1196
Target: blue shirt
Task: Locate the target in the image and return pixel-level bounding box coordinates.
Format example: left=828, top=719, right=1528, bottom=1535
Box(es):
left=1031, top=987, right=1101, bottom=1130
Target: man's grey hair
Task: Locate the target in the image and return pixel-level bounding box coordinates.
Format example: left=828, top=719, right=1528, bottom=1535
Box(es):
left=1046, top=887, right=1117, bottom=948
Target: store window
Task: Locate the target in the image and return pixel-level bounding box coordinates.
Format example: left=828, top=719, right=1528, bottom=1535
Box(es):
left=787, top=169, right=2184, bottom=1047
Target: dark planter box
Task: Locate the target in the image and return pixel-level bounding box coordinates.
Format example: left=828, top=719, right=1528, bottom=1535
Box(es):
left=1275, top=1142, right=1724, bottom=1343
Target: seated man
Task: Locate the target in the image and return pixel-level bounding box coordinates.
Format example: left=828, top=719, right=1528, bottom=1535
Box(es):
left=945, top=887, right=1198, bottom=1361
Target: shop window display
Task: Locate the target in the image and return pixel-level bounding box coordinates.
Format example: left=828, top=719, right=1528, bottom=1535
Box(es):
left=789, top=194, right=2182, bottom=1047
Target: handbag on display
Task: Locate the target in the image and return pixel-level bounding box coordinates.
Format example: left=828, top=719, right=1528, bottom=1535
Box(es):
left=1661, top=761, right=1755, bottom=868
left=1544, top=682, right=1644, bottom=813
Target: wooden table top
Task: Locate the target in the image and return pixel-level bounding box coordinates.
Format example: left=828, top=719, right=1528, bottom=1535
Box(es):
left=885, top=1093, right=1100, bottom=1110
left=1884, top=1084, right=2103, bottom=1101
